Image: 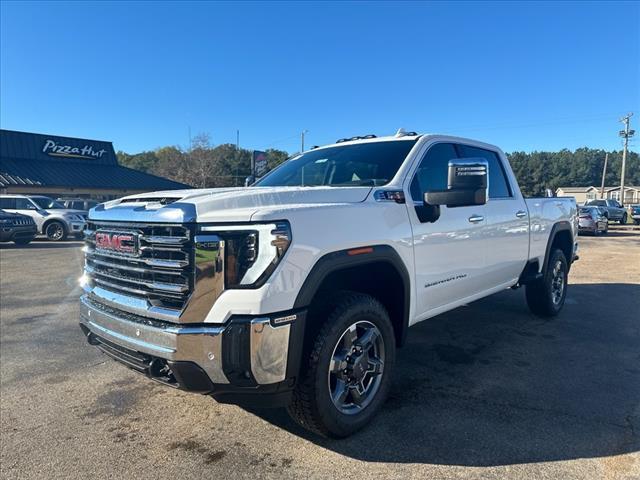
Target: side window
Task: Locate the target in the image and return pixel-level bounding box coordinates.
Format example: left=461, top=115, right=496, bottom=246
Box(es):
left=0, top=198, right=16, bottom=209
left=15, top=198, right=35, bottom=209
left=72, top=201, right=84, bottom=210
left=410, top=143, right=458, bottom=201
left=457, top=145, right=512, bottom=199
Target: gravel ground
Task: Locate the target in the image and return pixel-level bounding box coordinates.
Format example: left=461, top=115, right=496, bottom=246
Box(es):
left=1, top=233, right=639, bottom=480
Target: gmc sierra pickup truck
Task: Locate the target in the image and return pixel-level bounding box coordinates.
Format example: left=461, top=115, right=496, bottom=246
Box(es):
left=79, top=131, right=578, bottom=437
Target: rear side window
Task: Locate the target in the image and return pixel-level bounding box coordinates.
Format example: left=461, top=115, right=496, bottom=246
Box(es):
left=15, top=198, right=34, bottom=209
left=457, top=145, right=512, bottom=198
left=410, top=143, right=458, bottom=200
left=0, top=198, right=16, bottom=209
left=72, top=201, right=84, bottom=210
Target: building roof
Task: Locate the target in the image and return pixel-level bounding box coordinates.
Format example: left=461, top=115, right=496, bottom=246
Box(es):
left=0, top=157, right=189, bottom=190
left=0, top=129, right=189, bottom=191
left=556, top=186, right=597, bottom=193
left=557, top=186, right=640, bottom=193
left=603, top=185, right=640, bottom=192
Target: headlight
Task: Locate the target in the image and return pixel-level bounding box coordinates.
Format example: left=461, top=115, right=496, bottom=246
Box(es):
left=200, top=221, right=291, bottom=288
left=0, top=219, right=12, bottom=225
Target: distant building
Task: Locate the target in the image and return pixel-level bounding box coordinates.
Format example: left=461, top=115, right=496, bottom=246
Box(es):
left=556, top=185, right=640, bottom=205
left=0, top=129, right=189, bottom=201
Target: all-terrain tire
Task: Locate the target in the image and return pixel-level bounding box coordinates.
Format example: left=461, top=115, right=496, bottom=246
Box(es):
left=287, top=292, right=396, bottom=438
left=525, top=248, right=568, bottom=317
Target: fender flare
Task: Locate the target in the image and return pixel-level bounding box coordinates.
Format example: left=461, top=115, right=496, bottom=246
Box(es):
left=293, top=245, right=412, bottom=347
left=542, top=221, right=574, bottom=273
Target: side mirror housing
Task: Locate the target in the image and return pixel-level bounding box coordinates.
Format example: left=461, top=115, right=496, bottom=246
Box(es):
left=424, top=159, right=488, bottom=208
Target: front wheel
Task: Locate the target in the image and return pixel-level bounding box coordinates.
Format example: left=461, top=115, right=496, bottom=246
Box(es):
left=287, top=293, right=395, bottom=438
left=45, top=221, right=67, bottom=241
left=525, top=249, right=568, bottom=317
left=620, top=213, right=628, bottom=224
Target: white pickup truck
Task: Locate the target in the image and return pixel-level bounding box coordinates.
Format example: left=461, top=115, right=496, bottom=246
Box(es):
left=79, top=131, right=578, bottom=437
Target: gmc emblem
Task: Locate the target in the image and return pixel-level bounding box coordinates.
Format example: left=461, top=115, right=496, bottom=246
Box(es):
left=95, top=231, right=139, bottom=255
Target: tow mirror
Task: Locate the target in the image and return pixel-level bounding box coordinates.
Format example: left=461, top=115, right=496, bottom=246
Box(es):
left=424, top=159, right=488, bottom=208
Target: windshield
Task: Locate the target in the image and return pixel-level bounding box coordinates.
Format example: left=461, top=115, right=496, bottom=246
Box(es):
left=31, top=197, right=65, bottom=209
left=255, top=140, right=417, bottom=187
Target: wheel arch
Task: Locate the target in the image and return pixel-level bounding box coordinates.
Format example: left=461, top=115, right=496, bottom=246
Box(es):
left=42, top=217, right=67, bottom=236
left=544, top=221, right=574, bottom=273
left=293, top=245, right=411, bottom=348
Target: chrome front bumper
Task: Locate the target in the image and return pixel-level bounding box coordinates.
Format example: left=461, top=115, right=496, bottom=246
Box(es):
left=79, top=295, right=292, bottom=388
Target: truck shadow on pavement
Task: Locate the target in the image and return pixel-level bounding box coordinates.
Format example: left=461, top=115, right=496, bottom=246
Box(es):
left=245, top=283, right=640, bottom=467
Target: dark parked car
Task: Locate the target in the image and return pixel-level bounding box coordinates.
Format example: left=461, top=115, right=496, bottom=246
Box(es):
left=578, top=206, right=608, bottom=235
left=631, top=205, right=640, bottom=225
left=0, top=209, right=37, bottom=245
left=585, top=199, right=627, bottom=224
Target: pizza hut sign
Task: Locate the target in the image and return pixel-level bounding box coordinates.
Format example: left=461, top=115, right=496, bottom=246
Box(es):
left=42, top=139, right=107, bottom=160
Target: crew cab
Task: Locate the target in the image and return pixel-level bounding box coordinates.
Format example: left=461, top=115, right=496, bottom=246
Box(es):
left=78, top=131, right=578, bottom=437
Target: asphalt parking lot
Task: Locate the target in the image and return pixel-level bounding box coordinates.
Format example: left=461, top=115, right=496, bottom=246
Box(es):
left=1, top=232, right=639, bottom=480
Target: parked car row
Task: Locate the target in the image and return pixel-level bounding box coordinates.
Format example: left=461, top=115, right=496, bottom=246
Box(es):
left=0, top=195, right=100, bottom=244
left=584, top=199, right=628, bottom=224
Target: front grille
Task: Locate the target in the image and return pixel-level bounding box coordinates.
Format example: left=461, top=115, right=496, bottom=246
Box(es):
left=11, top=218, right=32, bottom=226
left=84, top=221, right=194, bottom=311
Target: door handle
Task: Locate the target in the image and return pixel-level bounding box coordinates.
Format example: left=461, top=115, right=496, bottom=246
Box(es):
left=468, top=215, right=484, bottom=223
left=515, top=210, right=527, bottom=218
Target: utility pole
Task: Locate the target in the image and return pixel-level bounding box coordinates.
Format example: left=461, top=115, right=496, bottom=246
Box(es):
left=600, top=153, right=608, bottom=199
left=618, top=113, right=635, bottom=206
left=301, top=130, right=308, bottom=153
left=235, top=130, right=240, bottom=187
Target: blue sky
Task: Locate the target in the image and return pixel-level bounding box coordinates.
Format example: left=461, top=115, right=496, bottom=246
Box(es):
left=1, top=1, right=638, bottom=154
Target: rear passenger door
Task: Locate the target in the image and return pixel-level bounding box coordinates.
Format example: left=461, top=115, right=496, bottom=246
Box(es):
left=457, top=144, right=529, bottom=287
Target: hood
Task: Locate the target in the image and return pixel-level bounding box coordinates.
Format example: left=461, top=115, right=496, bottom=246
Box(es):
left=0, top=209, right=29, bottom=220
left=91, top=186, right=372, bottom=223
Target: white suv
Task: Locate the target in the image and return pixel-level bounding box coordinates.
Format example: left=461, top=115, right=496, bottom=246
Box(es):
left=0, top=195, right=86, bottom=240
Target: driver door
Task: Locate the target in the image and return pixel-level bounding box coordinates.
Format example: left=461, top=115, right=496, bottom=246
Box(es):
left=406, top=142, right=488, bottom=320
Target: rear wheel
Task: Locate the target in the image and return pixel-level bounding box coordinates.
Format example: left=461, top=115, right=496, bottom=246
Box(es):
left=45, top=221, right=67, bottom=241
left=287, top=293, right=395, bottom=438
left=525, top=249, right=568, bottom=317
